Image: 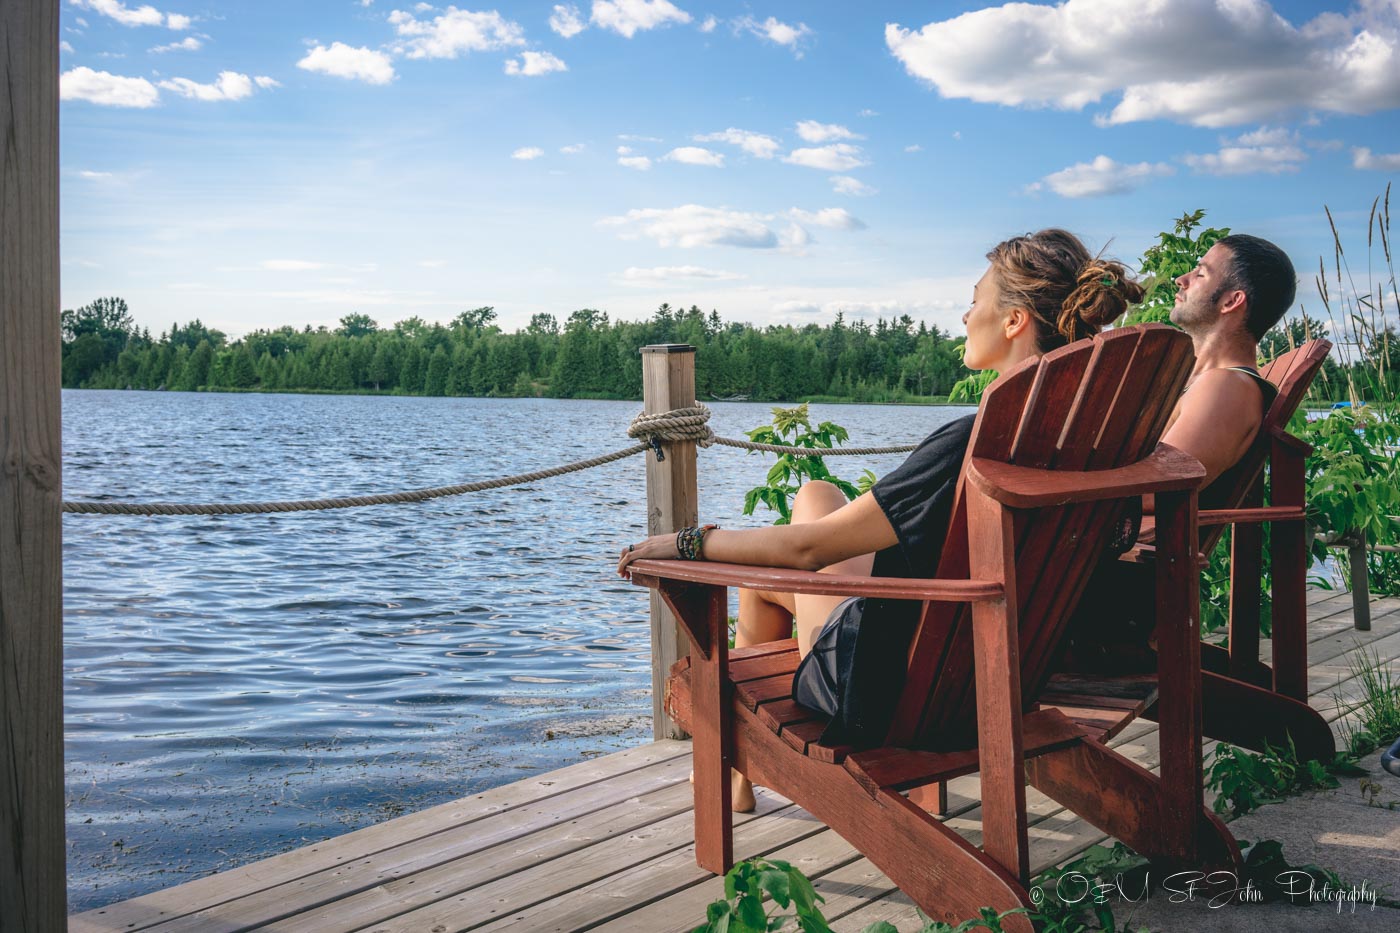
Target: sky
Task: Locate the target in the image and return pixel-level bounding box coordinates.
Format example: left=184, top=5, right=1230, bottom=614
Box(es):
left=58, top=0, right=1400, bottom=340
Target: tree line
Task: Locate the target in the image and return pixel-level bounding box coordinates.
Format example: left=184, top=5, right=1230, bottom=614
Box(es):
left=60, top=299, right=974, bottom=402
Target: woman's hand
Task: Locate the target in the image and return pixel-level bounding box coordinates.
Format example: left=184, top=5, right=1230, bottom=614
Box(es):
left=617, top=532, right=679, bottom=578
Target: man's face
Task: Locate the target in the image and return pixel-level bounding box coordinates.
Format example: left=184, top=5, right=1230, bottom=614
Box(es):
left=1170, top=243, right=1236, bottom=333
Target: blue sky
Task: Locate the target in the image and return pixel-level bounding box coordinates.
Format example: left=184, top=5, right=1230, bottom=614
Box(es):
left=59, top=0, right=1400, bottom=339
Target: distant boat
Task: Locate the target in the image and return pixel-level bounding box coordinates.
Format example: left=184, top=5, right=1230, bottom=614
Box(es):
left=1331, top=400, right=1367, bottom=409
left=711, top=393, right=750, bottom=402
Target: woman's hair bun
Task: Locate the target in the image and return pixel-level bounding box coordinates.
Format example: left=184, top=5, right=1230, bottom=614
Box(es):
left=1057, top=258, right=1147, bottom=341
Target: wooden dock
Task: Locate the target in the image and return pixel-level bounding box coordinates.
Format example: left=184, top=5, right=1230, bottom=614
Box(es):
left=71, top=587, right=1400, bottom=932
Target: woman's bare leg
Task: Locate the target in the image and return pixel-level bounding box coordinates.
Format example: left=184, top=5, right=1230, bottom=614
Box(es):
left=722, top=480, right=877, bottom=812
left=789, top=481, right=877, bottom=656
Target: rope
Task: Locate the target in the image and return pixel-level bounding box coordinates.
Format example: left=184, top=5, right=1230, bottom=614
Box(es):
left=63, top=404, right=919, bottom=516
left=63, top=445, right=646, bottom=515
left=627, top=403, right=917, bottom=457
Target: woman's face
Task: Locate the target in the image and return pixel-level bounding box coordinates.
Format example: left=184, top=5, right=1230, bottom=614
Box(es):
left=962, top=266, right=1011, bottom=372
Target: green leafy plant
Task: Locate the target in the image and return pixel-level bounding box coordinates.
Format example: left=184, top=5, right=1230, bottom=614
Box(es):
left=741, top=403, right=863, bottom=524
left=690, top=858, right=831, bottom=933
left=1124, top=209, right=1231, bottom=326
left=1204, top=737, right=1356, bottom=817
left=1030, top=843, right=1151, bottom=933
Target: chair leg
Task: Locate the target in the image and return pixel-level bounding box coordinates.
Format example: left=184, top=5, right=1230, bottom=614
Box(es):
left=1270, top=437, right=1308, bottom=701
left=1152, top=490, right=1206, bottom=862
left=668, top=582, right=734, bottom=873
left=1228, top=479, right=1263, bottom=679
left=907, top=780, right=949, bottom=816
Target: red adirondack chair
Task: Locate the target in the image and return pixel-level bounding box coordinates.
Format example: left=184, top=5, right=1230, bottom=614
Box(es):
left=1121, top=340, right=1336, bottom=764
left=629, top=325, right=1240, bottom=932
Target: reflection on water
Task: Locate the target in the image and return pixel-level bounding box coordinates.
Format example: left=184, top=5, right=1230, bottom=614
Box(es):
left=62, top=389, right=970, bottom=908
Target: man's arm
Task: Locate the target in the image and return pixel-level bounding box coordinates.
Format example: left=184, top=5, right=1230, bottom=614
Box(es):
left=1155, top=368, right=1266, bottom=502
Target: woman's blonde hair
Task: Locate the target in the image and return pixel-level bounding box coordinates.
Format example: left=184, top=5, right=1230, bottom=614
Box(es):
left=985, top=229, right=1145, bottom=352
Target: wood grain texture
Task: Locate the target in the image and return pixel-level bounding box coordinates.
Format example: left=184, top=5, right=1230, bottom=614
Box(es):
left=642, top=344, right=699, bottom=739
left=965, top=443, right=1204, bottom=508
left=629, top=559, right=1003, bottom=601
left=1, top=3, right=65, bottom=930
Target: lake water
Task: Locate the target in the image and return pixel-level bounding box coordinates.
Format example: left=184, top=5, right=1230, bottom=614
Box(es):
left=62, top=389, right=972, bottom=910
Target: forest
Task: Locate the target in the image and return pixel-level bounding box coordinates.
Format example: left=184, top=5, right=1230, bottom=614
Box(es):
left=59, top=299, right=975, bottom=403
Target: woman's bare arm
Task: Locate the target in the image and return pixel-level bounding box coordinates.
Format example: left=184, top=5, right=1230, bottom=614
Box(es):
left=617, top=490, right=899, bottom=578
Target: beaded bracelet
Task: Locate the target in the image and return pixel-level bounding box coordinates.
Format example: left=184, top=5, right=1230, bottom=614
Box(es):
left=676, top=524, right=718, bottom=560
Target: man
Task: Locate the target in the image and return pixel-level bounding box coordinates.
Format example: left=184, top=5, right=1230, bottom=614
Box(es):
left=1066, top=234, right=1298, bottom=667
left=1157, top=234, right=1296, bottom=502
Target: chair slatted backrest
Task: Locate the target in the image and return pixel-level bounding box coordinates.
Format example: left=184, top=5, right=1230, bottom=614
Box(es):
left=1195, top=339, right=1333, bottom=554
left=885, top=325, right=1194, bottom=749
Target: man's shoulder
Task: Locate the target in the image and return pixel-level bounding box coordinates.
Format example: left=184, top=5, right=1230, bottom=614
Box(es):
left=1184, top=367, right=1266, bottom=406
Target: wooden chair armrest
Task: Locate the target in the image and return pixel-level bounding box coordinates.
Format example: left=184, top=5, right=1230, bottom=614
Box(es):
left=1269, top=424, right=1312, bottom=455
left=966, top=443, right=1205, bottom=509
left=1199, top=506, right=1308, bottom=528
left=626, top=559, right=1003, bottom=602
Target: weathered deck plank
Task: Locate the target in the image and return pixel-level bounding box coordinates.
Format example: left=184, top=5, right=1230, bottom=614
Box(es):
left=71, top=599, right=1398, bottom=933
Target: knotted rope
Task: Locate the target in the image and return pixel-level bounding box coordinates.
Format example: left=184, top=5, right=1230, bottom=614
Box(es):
left=628, top=403, right=918, bottom=457
left=64, top=404, right=919, bottom=515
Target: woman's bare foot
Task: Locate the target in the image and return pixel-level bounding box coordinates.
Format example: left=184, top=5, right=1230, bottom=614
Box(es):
left=688, top=768, right=757, bottom=813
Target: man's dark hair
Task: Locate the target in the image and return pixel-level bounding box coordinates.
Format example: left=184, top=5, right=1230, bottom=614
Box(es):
left=1215, top=234, right=1297, bottom=341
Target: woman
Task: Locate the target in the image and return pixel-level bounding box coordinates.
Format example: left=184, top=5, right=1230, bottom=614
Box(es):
left=618, top=229, right=1144, bottom=810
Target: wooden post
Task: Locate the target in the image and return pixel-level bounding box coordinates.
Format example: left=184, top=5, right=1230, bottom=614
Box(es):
left=641, top=345, right=699, bottom=740
left=1, top=1, right=66, bottom=928
left=1347, top=531, right=1371, bottom=632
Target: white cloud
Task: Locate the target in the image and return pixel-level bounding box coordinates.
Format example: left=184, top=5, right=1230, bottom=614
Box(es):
left=904, top=144, right=922, bottom=153
left=389, top=7, right=525, bottom=58
left=887, top=0, right=1400, bottom=127
left=1028, top=155, right=1175, bottom=198
left=830, top=175, right=877, bottom=196
left=165, top=12, right=190, bottom=30
left=158, top=71, right=256, bottom=102
left=1183, top=127, right=1307, bottom=175
left=261, top=260, right=325, bottom=271
left=664, top=146, right=724, bottom=167
left=735, top=15, right=812, bottom=55
left=859, top=108, right=878, bottom=117
left=783, top=143, right=868, bottom=171
left=511, top=146, right=545, bottom=160
left=560, top=143, right=585, bottom=154
left=618, top=155, right=652, bottom=170
left=614, top=265, right=743, bottom=286
left=297, top=42, right=396, bottom=84
left=1354, top=146, right=1400, bottom=170
left=591, top=0, right=691, bottom=38
left=61, top=41, right=76, bottom=53
left=789, top=207, right=866, bottom=231
left=70, top=1, right=166, bottom=29
left=699, top=14, right=717, bottom=33
left=78, top=170, right=113, bottom=179
left=150, top=36, right=200, bottom=53
left=779, top=224, right=811, bottom=251
left=550, top=4, right=586, bottom=38
left=505, top=50, right=568, bottom=76
left=618, top=133, right=663, bottom=142
left=795, top=120, right=859, bottom=143
left=254, top=76, right=281, bottom=89
left=599, top=204, right=779, bottom=249
left=60, top=66, right=159, bottom=107
left=694, top=128, right=780, bottom=159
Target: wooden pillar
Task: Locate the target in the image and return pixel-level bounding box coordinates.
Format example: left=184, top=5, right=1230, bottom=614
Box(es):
left=1347, top=531, right=1371, bottom=632
left=640, top=345, right=699, bottom=739
left=1, top=1, right=66, bottom=928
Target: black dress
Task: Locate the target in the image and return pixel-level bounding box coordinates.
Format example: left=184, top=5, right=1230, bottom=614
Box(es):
left=792, top=413, right=976, bottom=747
